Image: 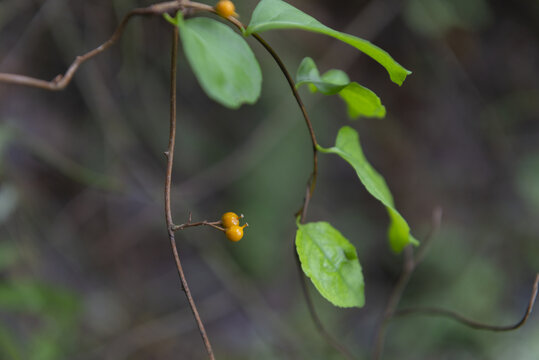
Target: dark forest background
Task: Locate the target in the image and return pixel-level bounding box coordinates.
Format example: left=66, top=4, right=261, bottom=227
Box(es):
left=0, top=0, right=538, bottom=359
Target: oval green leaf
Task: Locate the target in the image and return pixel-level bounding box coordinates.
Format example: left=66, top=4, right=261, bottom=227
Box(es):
left=317, top=126, right=419, bottom=253
left=296, top=221, right=365, bottom=308
left=173, top=13, right=262, bottom=108
left=339, top=83, right=386, bottom=119
left=296, top=57, right=386, bottom=118
left=246, top=0, right=411, bottom=86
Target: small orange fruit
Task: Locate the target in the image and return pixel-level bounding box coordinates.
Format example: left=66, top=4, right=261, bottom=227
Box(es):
left=225, top=224, right=247, bottom=242
left=215, top=0, right=238, bottom=18
left=221, top=212, right=240, bottom=228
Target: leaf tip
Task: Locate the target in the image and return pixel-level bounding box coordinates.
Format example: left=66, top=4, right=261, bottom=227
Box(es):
left=389, top=234, right=419, bottom=254
left=391, top=68, right=413, bottom=86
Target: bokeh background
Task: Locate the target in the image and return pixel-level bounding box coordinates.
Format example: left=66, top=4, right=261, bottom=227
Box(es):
left=1, top=0, right=538, bottom=359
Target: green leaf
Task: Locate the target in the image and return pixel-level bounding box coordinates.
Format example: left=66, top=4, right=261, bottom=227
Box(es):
left=171, top=13, right=262, bottom=108
left=321, top=69, right=350, bottom=88
left=296, top=57, right=386, bottom=118
left=339, top=83, right=386, bottom=119
left=246, top=0, right=411, bottom=85
left=296, top=57, right=349, bottom=95
left=296, top=222, right=364, bottom=308
left=317, top=126, right=418, bottom=253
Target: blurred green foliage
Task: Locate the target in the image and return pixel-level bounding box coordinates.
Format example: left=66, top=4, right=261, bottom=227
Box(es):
left=0, top=273, right=80, bottom=359
left=404, top=0, right=492, bottom=38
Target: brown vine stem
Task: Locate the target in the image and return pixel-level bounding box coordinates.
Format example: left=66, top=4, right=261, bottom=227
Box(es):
left=244, top=33, right=357, bottom=360
left=173, top=221, right=225, bottom=232
left=372, top=207, right=442, bottom=360
left=0, top=3, right=215, bottom=357
left=172, top=212, right=225, bottom=232
left=393, top=273, right=539, bottom=331
left=249, top=47, right=352, bottom=359
left=165, top=26, right=215, bottom=360
left=0, top=1, right=185, bottom=90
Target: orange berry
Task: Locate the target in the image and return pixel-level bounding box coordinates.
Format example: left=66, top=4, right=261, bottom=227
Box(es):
left=225, top=224, right=247, bottom=242
left=221, top=212, right=240, bottom=228
left=215, top=0, right=238, bottom=18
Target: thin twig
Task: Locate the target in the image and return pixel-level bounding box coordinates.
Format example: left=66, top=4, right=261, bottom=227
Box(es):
left=372, top=207, right=443, bottom=360
left=247, top=23, right=353, bottom=360
left=0, top=1, right=184, bottom=90
left=165, top=26, right=215, bottom=360
left=172, top=217, right=225, bottom=232
left=394, top=274, right=539, bottom=332
left=173, top=221, right=224, bottom=232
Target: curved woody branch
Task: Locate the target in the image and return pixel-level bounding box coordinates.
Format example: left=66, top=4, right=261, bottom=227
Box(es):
left=0, top=4, right=216, bottom=358
left=172, top=212, right=226, bottom=232
left=0, top=1, right=185, bottom=90
left=165, top=27, right=215, bottom=360
left=394, top=273, right=539, bottom=331
left=373, top=207, right=538, bottom=360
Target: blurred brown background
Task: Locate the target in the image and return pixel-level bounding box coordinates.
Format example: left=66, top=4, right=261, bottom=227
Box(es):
left=0, top=0, right=538, bottom=359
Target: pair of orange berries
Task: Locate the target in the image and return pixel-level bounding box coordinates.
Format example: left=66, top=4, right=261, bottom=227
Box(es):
left=221, top=212, right=248, bottom=242
left=215, top=0, right=238, bottom=18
